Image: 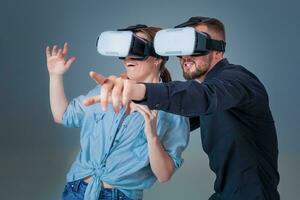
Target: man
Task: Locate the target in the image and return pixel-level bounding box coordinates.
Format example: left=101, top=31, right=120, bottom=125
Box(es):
left=84, top=16, right=280, bottom=200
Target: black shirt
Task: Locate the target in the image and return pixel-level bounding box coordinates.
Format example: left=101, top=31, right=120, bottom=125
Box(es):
left=140, top=58, right=280, bottom=200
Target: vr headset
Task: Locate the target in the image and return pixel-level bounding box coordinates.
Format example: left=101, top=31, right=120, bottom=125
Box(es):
left=96, top=24, right=168, bottom=61
left=154, top=17, right=226, bottom=57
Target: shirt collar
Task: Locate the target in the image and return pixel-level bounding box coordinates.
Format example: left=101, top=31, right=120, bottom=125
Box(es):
left=204, top=58, right=229, bottom=81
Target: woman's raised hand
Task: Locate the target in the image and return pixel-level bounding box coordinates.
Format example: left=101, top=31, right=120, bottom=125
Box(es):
left=136, top=104, right=158, bottom=139
left=46, top=43, right=75, bottom=76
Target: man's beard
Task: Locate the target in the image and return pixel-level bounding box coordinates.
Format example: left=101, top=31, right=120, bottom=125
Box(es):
left=182, top=65, right=205, bottom=80
left=182, top=55, right=213, bottom=80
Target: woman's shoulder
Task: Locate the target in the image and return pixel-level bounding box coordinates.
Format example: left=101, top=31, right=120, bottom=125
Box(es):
left=85, top=85, right=102, bottom=97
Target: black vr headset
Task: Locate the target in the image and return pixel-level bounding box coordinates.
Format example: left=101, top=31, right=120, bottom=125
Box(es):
left=96, top=24, right=168, bottom=61
left=154, top=17, right=226, bottom=57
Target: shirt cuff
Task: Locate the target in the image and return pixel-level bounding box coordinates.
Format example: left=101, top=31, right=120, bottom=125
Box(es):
left=170, top=154, right=184, bottom=170
left=133, top=82, right=169, bottom=110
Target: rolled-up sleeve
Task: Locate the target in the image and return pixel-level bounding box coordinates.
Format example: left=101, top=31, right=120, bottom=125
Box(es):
left=62, top=95, right=86, bottom=128
left=62, top=86, right=100, bottom=128
left=161, top=115, right=190, bottom=169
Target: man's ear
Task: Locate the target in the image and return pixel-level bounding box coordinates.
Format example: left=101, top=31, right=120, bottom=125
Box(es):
left=213, top=51, right=224, bottom=60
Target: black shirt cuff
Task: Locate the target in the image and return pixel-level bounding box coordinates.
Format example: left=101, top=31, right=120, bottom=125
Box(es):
left=132, top=82, right=169, bottom=110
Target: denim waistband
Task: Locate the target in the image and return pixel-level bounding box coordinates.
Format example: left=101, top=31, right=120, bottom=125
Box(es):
left=64, top=179, right=140, bottom=200
left=99, top=187, right=133, bottom=200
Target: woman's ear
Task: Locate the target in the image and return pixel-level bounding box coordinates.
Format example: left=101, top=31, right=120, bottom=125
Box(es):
left=154, top=58, right=163, bottom=67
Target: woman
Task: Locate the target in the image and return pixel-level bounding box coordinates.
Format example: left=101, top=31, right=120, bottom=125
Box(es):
left=46, top=25, right=189, bottom=200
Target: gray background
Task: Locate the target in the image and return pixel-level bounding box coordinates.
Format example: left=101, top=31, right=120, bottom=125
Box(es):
left=1, top=0, right=299, bottom=199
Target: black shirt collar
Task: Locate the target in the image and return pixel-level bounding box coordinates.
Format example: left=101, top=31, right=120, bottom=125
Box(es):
left=204, top=58, right=229, bottom=81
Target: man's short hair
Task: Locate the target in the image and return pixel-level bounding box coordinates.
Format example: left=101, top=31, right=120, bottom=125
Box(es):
left=175, top=16, right=226, bottom=41
left=197, top=17, right=226, bottom=41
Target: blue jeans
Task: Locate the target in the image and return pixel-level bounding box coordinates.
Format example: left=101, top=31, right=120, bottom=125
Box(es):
left=99, top=188, right=134, bottom=200
left=61, top=179, right=134, bottom=200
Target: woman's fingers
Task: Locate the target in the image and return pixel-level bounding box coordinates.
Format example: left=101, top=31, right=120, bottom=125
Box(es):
left=65, top=57, right=75, bottom=68
left=52, top=45, right=57, bottom=56
left=57, top=48, right=63, bottom=58
left=151, top=110, right=158, bottom=117
left=47, top=43, right=68, bottom=58
left=62, top=42, right=68, bottom=56
left=46, top=46, right=51, bottom=58
left=136, top=105, right=153, bottom=117
left=136, top=105, right=149, bottom=120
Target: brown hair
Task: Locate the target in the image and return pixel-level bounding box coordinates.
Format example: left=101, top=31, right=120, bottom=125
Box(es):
left=192, top=17, right=226, bottom=41
left=132, top=27, right=172, bottom=82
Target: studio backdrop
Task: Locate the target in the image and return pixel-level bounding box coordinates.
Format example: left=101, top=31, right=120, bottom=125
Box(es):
left=1, top=0, right=299, bottom=199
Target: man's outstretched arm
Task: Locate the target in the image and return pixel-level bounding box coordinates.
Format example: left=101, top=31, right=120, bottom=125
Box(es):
left=83, top=71, right=262, bottom=117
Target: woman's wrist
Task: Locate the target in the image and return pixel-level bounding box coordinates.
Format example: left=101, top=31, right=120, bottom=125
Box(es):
left=49, top=74, right=63, bottom=80
left=146, top=134, right=160, bottom=143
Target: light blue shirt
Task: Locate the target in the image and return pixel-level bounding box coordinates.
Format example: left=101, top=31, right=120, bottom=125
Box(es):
left=62, top=86, right=190, bottom=200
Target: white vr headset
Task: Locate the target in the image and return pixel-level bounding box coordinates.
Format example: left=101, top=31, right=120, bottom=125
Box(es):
left=97, top=31, right=133, bottom=57
left=154, top=27, right=226, bottom=57
left=96, top=25, right=168, bottom=61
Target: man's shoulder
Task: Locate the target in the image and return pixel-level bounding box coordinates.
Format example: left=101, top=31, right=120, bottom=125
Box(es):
left=218, top=62, right=261, bottom=83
